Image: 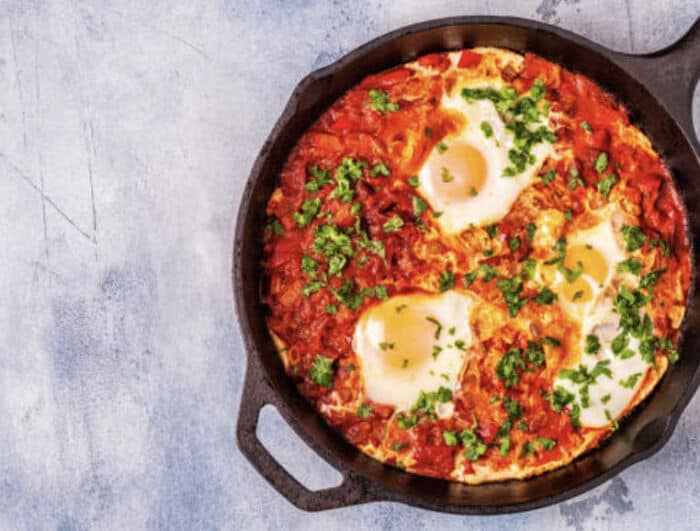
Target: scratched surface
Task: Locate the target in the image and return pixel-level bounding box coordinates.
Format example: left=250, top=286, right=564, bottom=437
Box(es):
left=1, top=1, right=699, bottom=530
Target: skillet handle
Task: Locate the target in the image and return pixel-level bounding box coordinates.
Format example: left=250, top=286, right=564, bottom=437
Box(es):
left=613, top=18, right=700, bottom=153
left=236, top=361, right=378, bottom=511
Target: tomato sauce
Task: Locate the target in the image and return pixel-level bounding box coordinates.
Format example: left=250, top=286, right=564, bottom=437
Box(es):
left=261, top=49, right=690, bottom=483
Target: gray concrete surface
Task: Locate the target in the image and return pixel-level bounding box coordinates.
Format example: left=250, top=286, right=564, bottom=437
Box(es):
left=1, top=1, right=699, bottom=529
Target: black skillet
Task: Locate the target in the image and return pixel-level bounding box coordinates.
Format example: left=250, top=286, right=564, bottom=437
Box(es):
left=233, top=16, right=700, bottom=513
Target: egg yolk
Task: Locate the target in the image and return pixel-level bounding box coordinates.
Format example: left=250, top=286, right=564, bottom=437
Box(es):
left=561, top=245, right=608, bottom=303
left=371, top=302, right=436, bottom=371
left=428, top=142, right=487, bottom=200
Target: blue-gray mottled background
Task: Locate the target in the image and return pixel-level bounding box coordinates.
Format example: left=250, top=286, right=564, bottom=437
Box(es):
left=1, top=1, right=699, bottom=529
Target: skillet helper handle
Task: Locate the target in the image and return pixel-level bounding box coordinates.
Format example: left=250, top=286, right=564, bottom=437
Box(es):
left=236, top=362, right=376, bottom=511
left=616, top=18, right=700, bottom=152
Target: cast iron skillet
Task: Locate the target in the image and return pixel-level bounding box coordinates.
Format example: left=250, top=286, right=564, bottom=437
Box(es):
left=234, top=16, right=700, bottom=513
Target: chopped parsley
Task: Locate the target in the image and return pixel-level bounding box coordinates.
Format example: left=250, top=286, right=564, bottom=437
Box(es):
left=640, top=268, right=666, bottom=291
left=426, top=317, right=443, bottom=340
left=547, top=237, right=583, bottom=283
left=312, top=224, right=355, bottom=275
left=594, top=152, right=609, bottom=174
left=496, top=275, right=528, bottom=317
left=526, top=223, right=536, bottom=241
left=370, top=161, right=391, bottom=177
left=614, top=285, right=652, bottom=339
left=525, top=341, right=546, bottom=367
left=330, top=157, right=367, bottom=203
left=499, top=436, right=511, bottom=456
left=605, top=409, right=620, bottom=431
left=649, top=238, right=670, bottom=256
left=617, top=258, right=643, bottom=275
left=542, top=170, right=556, bottom=184
left=304, top=165, right=333, bottom=193
left=560, top=360, right=612, bottom=385
left=425, top=127, right=433, bottom=138
left=496, top=347, right=526, bottom=387
left=464, top=270, right=478, bottom=287
left=509, top=237, right=521, bottom=251
left=480, top=264, right=500, bottom=282
left=440, top=167, right=454, bottom=183
left=327, top=254, right=347, bottom=276
left=520, top=441, right=537, bottom=458
left=545, top=386, right=575, bottom=413
left=543, top=336, right=561, bottom=347
left=559, top=360, right=612, bottom=412
left=301, top=254, right=319, bottom=277
left=619, top=372, right=642, bottom=389
left=439, top=271, right=455, bottom=292
left=544, top=386, right=580, bottom=428
left=485, top=224, right=499, bottom=238
left=331, top=280, right=375, bottom=310
left=397, top=413, right=418, bottom=430
left=585, top=334, right=601, bottom=354
left=522, top=258, right=537, bottom=279
left=621, top=224, right=647, bottom=252
left=597, top=173, right=618, bottom=199
left=374, top=285, right=389, bottom=301
left=302, top=280, right=324, bottom=297
left=408, top=175, right=420, bottom=188
left=581, top=121, right=592, bottom=132
left=324, top=303, right=338, bottom=315
left=293, top=198, right=322, bottom=227
left=480, top=120, right=494, bottom=138
left=412, top=195, right=428, bottom=216
left=536, top=437, right=557, bottom=451
left=309, top=355, right=334, bottom=388
left=534, top=287, right=558, bottom=305
left=443, top=430, right=459, bottom=446
left=357, top=403, right=373, bottom=418
left=461, top=429, right=487, bottom=461
left=503, top=396, right=523, bottom=420
left=267, top=218, right=285, bottom=235
left=410, top=386, right=453, bottom=418
left=559, top=361, right=612, bottom=408
left=568, top=175, right=584, bottom=190
left=368, top=89, right=399, bottom=114
left=382, top=214, right=404, bottom=233
left=436, top=141, right=448, bottom=154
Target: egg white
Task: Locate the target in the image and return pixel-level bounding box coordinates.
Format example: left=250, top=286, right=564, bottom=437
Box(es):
left=554, top=217, right=627, bottom=320
left=548, top=215, right=651, bottom=428
left=352, top=291, right=475, bottom=413
left=417, top=86, right=554, bottom=234
left=558, top=299, right=649, bottom=427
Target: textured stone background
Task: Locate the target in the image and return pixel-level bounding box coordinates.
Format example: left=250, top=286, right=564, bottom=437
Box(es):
left=1, top=1, right=699, bottom=529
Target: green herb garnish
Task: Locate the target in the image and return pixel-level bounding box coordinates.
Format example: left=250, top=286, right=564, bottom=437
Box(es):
left=369, top=89, right=399, bottom=114
left=309, top=355, right=334, bottom=387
